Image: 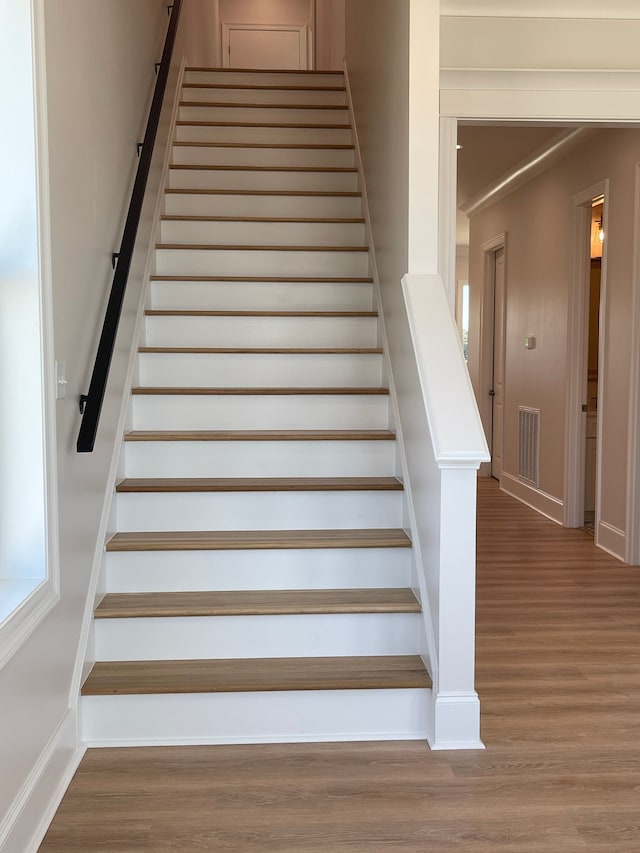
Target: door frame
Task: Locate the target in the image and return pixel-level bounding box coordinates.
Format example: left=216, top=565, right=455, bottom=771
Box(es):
left=625, top=164, right=640, bottom=562
left=565, top=180, right=609, bottom=531
left=222, top=22, right=309, bottom=69
left=478, top=233, right=507, bottom=479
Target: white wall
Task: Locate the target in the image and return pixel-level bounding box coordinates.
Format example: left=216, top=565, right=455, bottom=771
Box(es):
left=0, top=2, right=46, bottom=607
left=0, top=2, right=208, bottom=848
left=315, top=0, right=345, bottom=70
left=441, top=15, right=640, bottom=71
left=344, top=1, right=488, bottom=747
left=185, top=0, right=219, bottom=66
left=467, top=128, right=640, bottom=548
left=219, top=0, right=310, bottom=25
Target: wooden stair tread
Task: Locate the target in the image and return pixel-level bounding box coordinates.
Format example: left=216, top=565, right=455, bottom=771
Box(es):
left=82, top=655, right=430, bottom=696
left=185, top=66, right=344, bottom=75
left=95, top=588, right=420, bottom=619
left=173, top=142, right=355, bottom=149
left=144, top=309, right=376, bottom=317
left=123, top=429, right=396, bottom=442
left=160, top=215, right=365, bottom=223
left=175, top=121, right=351, bottom=129
left=154, top=244, right=369, bottom=252
left=131, top=387, right=389, bottom=396
left=138, top=347, right=382, bottom=354
left=170, top=164, right=356, bottom=172
left=106, top=528, right=412, bottom=552
left=149, top=275, right=373, bottom=282
left=180, top=101, right=348, bottom=110
left=182, top=84, right=346, bottom=92
left=165, top=188, right=361, bottom=197
left=116, top=476, right=403, bottom=493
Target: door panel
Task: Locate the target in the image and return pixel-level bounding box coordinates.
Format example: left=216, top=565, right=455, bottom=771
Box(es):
left=492, top=248, right=506, bottom=480
left=224, top=25, right=307, bottom=70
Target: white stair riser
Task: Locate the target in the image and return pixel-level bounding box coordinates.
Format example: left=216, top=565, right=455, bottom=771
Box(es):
left=137, top=352, right=382, bottom=388
left=82, top=688, right=430, bottom=746
left=168, top=167, right=358, bottom=193
left=123, top=439, right=396, bottom=479
left=160, top=219, right=365, bottom=247
left=131, top=394, right=390, bottom=431
left=184, top=70, right=344, bottom=88
left=175, top=124, right=352, bottom=145
left=172, top=144, right=355, bottom=168
left=164, top=192, right=362, bottom=219
left=115, top=490, right=403, bottom=532
left=94, top=613, right=420, bottom=661
left=149, top=281, right=373, bottom=312
left=178, top=104, right=349, bottom=125
left=105, top=547, right=412, bottom=593
left=143, top=315, right=378, bottom=348
left=154, top=247, right=369, bottom=278
left=181, top=87, right=347, bottom=107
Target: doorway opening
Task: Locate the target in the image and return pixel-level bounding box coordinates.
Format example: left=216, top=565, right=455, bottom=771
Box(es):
left=488, top=243, right=506, bottom=481
left=583, top=195, right=605, bottom=532
left=565, top=179, right=608, bottom=534
left=216, top=0, right=317, bottom=70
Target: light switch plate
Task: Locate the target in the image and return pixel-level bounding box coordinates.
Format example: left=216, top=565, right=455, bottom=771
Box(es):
left=56, top=360, right=67, bottom=399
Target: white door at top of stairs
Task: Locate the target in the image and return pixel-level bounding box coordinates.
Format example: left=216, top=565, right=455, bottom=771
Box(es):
left=222, top=22, right=309, bottom=70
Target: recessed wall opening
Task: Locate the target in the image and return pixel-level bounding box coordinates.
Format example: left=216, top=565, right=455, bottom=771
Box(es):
left=454, top=122, right=639, bottom=557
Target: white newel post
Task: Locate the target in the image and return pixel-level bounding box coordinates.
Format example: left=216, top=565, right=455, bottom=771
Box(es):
left=432, top=463, right=483, bottom=749
left=402, top=274, right=489, bottom=749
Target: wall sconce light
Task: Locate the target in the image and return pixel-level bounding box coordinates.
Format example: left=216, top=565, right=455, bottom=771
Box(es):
left=597, top=218, right=604, bottom=242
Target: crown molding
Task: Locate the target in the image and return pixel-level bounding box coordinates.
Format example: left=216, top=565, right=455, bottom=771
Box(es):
left=440, top=1, right=640, bottom=19
left=461, top=127, right=595, bottom=217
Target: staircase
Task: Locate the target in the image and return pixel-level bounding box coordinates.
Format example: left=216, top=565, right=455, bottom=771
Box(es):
left=81, top=67, right=432, bottom=746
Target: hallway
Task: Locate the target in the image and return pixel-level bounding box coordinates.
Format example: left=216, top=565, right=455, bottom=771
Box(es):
left=39, top=479, right=640, bottom=851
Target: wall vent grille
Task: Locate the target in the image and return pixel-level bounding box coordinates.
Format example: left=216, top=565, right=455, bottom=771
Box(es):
left=518, top=406, right=540, bottom=487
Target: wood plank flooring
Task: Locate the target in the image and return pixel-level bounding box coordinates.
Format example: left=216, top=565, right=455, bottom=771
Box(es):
left=114, top=476, right=403, bottom=493
left=40, top=479, right=640, bottom=851
left=93, top=588, right=420, bottom=619
left=82, top=655, right=430, bottom=696
left=105, top=527, right=412, bottom=552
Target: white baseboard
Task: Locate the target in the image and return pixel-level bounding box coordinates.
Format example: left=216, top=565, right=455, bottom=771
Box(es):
left=500, top=471, right=564, bottom=525
left=597, top=520, right=626, bottom=562
left=0, top=710, right=85, bottom=853
left=428, top=692, right=484, bottom=750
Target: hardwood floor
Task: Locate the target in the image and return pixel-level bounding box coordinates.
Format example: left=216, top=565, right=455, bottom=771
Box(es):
left=39, top=479, right=640, bottom=851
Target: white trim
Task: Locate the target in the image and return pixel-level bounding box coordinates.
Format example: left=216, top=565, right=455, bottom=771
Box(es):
left=625, top=164, right=640, bottom=564
left=501, top=471, right=564, bottom=525
left=596, top=520, right=626, bottom=562
left=439, top=116, right=458, bottom=309
left=429, top=692, right=484, bottom=751
left=402, top=275, right=490, bottom=465
left=462, top=129, right=593, bottom=218
left=343, top=60, right=439, bottom=690
left=564, top=180, right=608, bottom=531
left=221, top=22, right=309, bottom=70
left=440, top=69, right=640, bottom=122
left=440, top=1, right=640, bottom=18
left=0, top=0, right=61, bottom=668
left=0, top=582, right=58, bottom=672
left=85, top=732, right=429, bottom=747
left=442, top=68, right=640, bottom=90
left=69, top=53, right=188, bottom=704
left=309, top=0, right=316, bottom=71
left=477, top=233, right=506, bottom=476
left=0, top=709, right=84, bottom=853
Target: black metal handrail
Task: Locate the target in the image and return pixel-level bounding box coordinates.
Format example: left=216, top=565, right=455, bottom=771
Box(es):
left=77, top=1, right=183, bottom=452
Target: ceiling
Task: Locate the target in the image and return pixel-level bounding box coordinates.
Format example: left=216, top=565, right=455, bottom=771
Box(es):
left=456, top=125, right=571, bottom=248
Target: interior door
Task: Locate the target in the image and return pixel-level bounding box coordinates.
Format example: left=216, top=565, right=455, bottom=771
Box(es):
left=223, top=24, right=308, bottom=70
left=491, top=247, right=506, bottom=480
